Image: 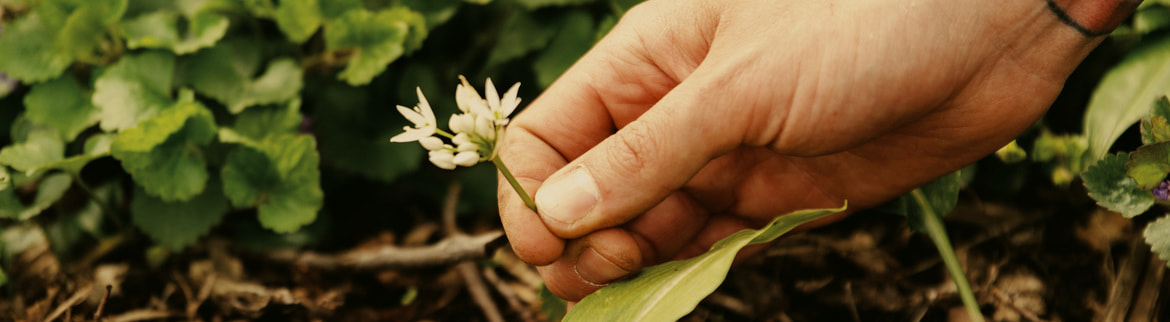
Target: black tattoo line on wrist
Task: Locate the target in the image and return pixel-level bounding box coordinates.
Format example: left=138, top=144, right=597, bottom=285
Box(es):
left=1046, top=0, right=1111, bottom=37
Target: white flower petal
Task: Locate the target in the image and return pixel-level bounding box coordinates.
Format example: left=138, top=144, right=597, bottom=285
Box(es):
left=485, top=77, right=500, bottom=112
left=475, top=116, right=495, bottom=141
left=499, top=82, right=521, bottom=118
left=453, top=133, right=472, bottom=146
left=390, top=126, right=436, bottom=143
left=457, top=143, right=478, bottom=152
left=416, top=87, right=436, bottom=125
left=429, top=150, right=456, bottom=170
left=454, top=151, right=480, bottom=167
left=449, top=114, right=475, bottom=134
left=396, top=105, right=426, bottom=126
left=419, top=136, right=444, bottom=150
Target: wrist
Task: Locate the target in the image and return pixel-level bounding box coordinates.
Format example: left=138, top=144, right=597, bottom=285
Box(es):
left=1048, top=0, right=1142, bottom=36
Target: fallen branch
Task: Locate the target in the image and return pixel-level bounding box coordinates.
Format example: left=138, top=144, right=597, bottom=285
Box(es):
left=268, top=231, right=505, bottom=270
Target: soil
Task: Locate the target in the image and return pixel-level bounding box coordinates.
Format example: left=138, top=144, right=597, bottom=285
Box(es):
left=2, top=174, right=1167, bottom=322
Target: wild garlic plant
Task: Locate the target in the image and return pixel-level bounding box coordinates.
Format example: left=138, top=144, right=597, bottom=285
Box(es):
left=390, top=76, right=536, bottom=210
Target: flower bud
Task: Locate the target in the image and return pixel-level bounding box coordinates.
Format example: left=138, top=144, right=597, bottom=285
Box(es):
left=428, top=150, right=456, bottom=170
left=454, top=151, right=480, bottom=167
left=450, top=114, right=475, bottom=134
left=475, top=116, right=495, bottom=141
left=419, top=136, right=444, bottom=151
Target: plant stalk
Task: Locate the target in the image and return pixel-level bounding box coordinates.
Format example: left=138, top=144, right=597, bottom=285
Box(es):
left=912, top=190, right=984, bottom=322
left=493, top=157, right=537, bottom=211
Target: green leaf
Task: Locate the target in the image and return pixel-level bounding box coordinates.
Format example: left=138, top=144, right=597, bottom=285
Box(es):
left=325, top=8, right=409, bottom=85
left=1144, top=215, right=1170, bottom=268
left=0, top=13, right=73, bottom=82
left=1142, top=117, right=1170, bottom=145
left=515, top=0, right=597, bottom=10
left=111, top=98, right=217, bottom=201
left=1083, top=153, right=1155, bottom=218
left=883, top=172, right=961, bottom=232
left=609, top=0, right=642, bottom=16
left=0, top=124, right=64, bottom=177
left=274, top=0, right=323, bottom=43
left=120, top=10, right=230, bottom=55
left=566, top=204, right=846, bottom=321
left=185, top=44, right=303, bottom=113
left=0, top=266, right=7, bottom=287
left=39, top=133, right=115, bottom=176
left=314, top=84, right=421, bottom=182
left=533, top=11, right=595, bottom=88
left=0, top=173, right=72, bottom=220
left=24, top=76, right=99, bottom=141
left=486, top=11, right=558, bottom=68
left=230, top=99, right=303, bottom=141
left=92, top=51, right=175, bottom=131
left=540, top=284, right=567, bottom=322
left=131, top=179, right=229, bottom=250
left=400, top=0, right=461, bottom=29
left=1126, top=142, right=1170, bottom=187
left=1, top=224, right=48, bottom=262
left=1085, top=36, right=1170, bottom=160
left=221, top=135, right=322, bottom=233
left=55, top=0, right=127, bottom=59
left=1135, top=6, right=1170, bottom=34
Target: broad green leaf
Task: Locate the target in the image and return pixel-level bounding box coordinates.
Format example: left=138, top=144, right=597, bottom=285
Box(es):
left=24, top=76, right=99, bottom=141
left=0, top=125, right=64, bottom=177
left=39, top=133, right=116, bottom=176
left=533, top=11, right=595, bottom=88
left=131, top=180, right=228, bottom=250
left=221, top=135, right=322, bottom=233
left=540, top=285, right=567, bottom=322
left=1144, top=215, right=1170, bottom=268
left=883, top=171, right=961, bottom=232
left=995, top=140, right=1027, bottom=163
left=566, top=204, right=846, bottom=321
left=230, top=100, right=303, bottom=141
left=111, top=98, right=217, bottom=201
left=1083, top=153, right=1155, bottom=218
left=325, top=8, right=409, bottom=85
left=1135, top=6, right=1170, bottom=34
left=0, top=173, right=72, bottom=220
left=54, top=0, right=127, bottom=60
left=0, top=224, right=48, bottom=261
left=1085, top=36, right=1170, bottom=160
left=609, top=0, right=642, bottom=16
left=92, top=51, right=175, bottom=131
left=486, top=11, right=558, bottom=68
left=120, top=10, right=230, bottom=55
left=318, top=0, right=362, bottom=20
left=314, top=84, right=421, bottom=182
left=274, top=0, right=322, bottom=43
left=0, top=13, right=73, bottom=82
left=1126, top=142, right=1170, bottom=187
left=400, top=0, right=461, bottom=29
left=0, top=266, right=6, bottom=287
left=1141, top=116, right=1170, bottom=145
left=1147, top=97, right=1170, bottom=145
left=185, top=44, right=303, bottom=113
left=515, top=0, right=597, bottom=9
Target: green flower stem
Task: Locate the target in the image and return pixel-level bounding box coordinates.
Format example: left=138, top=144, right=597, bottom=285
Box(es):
left=912, top=190, right=984, bottom=322
left=493, top=157, right=537, bottom=211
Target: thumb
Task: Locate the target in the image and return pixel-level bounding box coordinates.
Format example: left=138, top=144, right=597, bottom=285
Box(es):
left=534, top=79, right=736, bottom=239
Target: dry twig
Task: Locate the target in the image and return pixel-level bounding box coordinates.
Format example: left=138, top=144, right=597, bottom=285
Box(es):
left=44, top=282, right=93, bottom=322
left=483, top=267, right=537, bottom=322
left=267, top=231, right=505, bottom=270
left=94, top=285, right=112, bottom=320
left=443, top=183, right=506, bottom=322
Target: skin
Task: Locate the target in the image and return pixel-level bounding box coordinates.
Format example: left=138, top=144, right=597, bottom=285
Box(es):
left=496, top=0, right=1129, bottom=301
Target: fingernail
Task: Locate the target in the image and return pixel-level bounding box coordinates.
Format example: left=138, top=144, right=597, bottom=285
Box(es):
left=576, top=247, right=631, bottom=285
left=536, top=165, right=599, bottom=226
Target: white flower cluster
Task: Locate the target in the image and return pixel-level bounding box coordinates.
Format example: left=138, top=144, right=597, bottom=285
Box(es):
left=390, top=76, right=521, bottom=170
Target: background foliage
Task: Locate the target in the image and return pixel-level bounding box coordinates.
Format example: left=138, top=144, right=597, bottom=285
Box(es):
left=0, top=0, right=637, bottom=286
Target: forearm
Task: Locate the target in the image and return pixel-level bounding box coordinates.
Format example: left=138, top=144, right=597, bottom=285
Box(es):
left=1048, top=0, right=1142, bottom=36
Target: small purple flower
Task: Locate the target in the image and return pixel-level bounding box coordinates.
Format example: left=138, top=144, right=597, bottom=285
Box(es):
left=1154, top=180, right=1170, bottom=200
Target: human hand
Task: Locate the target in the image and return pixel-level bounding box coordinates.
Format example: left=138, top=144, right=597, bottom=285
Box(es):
left=497, top=0, right=1134, bottom=301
